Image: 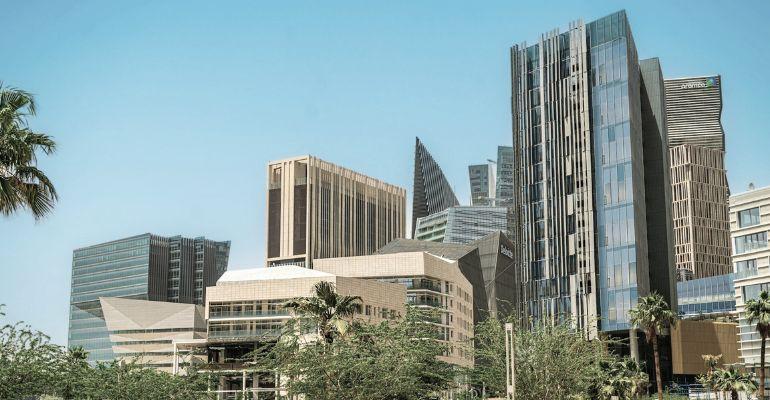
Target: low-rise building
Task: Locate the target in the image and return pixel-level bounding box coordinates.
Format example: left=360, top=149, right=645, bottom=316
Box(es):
left=676, top=273, right=735, bottom=318
left=314, top=251, right=476, bottom=367
left=100, top=297, right=207, bottom=372
left=198, top=265, right=406, bottom=393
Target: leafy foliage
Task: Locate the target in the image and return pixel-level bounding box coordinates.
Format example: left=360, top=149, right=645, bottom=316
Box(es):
left=629, top=293, right=677, bottom=400
left=284, top=280, right=362, bottom=344
left=711, top=366, right=756, bottom=400
left=0, top=305, right=213, bottom=399
left=0, top=83, right=58, bottom=220
left=467, top=315, right=619, bottom=400
left=251, top=308, right=457, bottom=400
left=745, top=290, right=770, bottom=399
left=598, top=358, right=649, bottom=400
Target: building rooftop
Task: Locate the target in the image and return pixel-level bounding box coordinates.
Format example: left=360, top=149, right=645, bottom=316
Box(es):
left=217, top=265, right=334, bottom=283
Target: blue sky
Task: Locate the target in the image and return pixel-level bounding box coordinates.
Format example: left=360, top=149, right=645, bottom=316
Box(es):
left=1, top=0, right=769, bottom=345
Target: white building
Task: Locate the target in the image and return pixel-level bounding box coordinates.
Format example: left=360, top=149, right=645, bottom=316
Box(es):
left=731, top=185, right=770, bottom=368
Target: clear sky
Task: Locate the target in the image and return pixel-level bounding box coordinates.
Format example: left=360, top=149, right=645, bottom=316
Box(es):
left=1, top=0, right=769, bottom=346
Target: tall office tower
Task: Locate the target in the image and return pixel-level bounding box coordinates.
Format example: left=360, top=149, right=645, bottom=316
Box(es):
left=415, top=206, right=509, bottom=244
left=495, top=146, right=515, bottom=206
left=412, top=137, right=459, bottom=236
left=730, top=185, right=770, bottom=371
left=665, top=76, right=731, bottom=280
left=510, top=10, right=676, bottom=337
left=266, top=155, right=406, bottom=268
left=68, top=233, right=230, bottom=364
left=665, top=76, right=724, bottom=150
left=468, top=162, right=496, bottom=206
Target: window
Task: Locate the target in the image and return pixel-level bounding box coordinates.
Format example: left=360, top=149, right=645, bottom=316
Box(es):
left=735, top=232, right=768, bottom=254
left=739, top=208, right=761, bottom=228
left=736, top=259, right=758, bottom=274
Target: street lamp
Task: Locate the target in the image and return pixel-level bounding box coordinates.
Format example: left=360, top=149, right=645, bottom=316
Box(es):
left=505, top=322, right=516, bottom=400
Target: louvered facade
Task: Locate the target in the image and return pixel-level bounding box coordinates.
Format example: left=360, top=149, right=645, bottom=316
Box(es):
left=664, top=76, right=724, bottom=151
left=669, top=145, right=732, bottom=280
left=412, top=137, right=460, bottom=236
left=266, top=156, right=406, bottom=268
left=510, top=10, right=676, bottom=336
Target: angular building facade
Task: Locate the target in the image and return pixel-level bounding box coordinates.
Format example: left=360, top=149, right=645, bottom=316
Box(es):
left=412, top=137, right=459, bottom=236
left=100, top=296, right=207, bottom=372
left=266, top=155, right=406, bottom=268
left=414, top=206, right=510, bottom=245
left=665, top=76, right=731, bottom=280
left=509, top=10, right=676, bottom=336
left=68, top=233, right=230, bottom=364
left=468, top=162, right=496, bottom=206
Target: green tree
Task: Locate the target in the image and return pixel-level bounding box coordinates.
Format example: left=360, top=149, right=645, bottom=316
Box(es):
left=599, top=358, right=649, bottom=400
left=745, top=290, right=770, bottom=398
left=0, top=310, right=65, bottom=399
left=629, top=293, right=677, bottom=400
left=252, top=307, right=456, bottom=400
left=284, top=280, right=362, bottom=344
left=712, top=366, right=757, bottom=400
left=78, top=360, right=214, bottom=400
left=0, top=83, right=58, bottom=220
left=467, top=315, right=612, bottom=400
left=697, top=354, right=722, bottom=400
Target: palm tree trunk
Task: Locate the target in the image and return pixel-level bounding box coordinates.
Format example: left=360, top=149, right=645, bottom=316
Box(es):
left=653, top=334, right=663, bottom=400
left=761, top=334, right=767, bottom=400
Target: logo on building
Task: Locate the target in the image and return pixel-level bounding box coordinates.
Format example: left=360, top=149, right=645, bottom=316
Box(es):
left=500, top=244, right=513, bottom=259
left=680, top=77, right=717, bottom=90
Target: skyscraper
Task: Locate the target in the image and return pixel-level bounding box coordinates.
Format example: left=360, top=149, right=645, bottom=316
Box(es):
left=266, top=155, right=406, bottom=267
left=510, top=10, right=676, bottom=337
left=412, top=137, right=459, bottom=236
left=664, top=76, right=724, bottom=150
left=494, top=146, right=515, bottom=206
left=68, top=233, right=230, bottom=364
left=468, top=162, right=496, bottom=206
left=665, top=76, right=731, bottom=280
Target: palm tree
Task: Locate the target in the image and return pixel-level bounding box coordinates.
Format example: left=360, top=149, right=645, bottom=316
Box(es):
left=0, top=83, right=57, bottom=220
left=713, top=366, right=757, bottom=400
left=284, top=281, right=362, bottom=344
left=600, top=357, right=649, bottom=399
left=629, top=292, right=677, bottom=400
left=699, top=354, right=722, bottom=400
left=746, top=290, right=770, bottom=399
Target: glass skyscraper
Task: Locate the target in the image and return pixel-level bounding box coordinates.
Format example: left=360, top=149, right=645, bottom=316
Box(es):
left=510, top=10, right=676, bottom=336
left=68, top=233, right=230, bottom=364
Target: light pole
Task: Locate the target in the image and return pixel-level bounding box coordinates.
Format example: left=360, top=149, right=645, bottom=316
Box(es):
left=505, top=322, right=516, bottom=400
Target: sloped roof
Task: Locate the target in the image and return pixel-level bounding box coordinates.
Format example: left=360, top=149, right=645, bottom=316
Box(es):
left=100, top=297, right=204, bottom=331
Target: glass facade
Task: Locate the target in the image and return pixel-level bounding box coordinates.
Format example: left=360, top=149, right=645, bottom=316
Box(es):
left=676, top=273, right=735, bottom=317
left=415, top=206, right=509, bottom=245
left=69, top=233, right=229, bottom=365
left=69, top=234, right=152, bottom=363
left=587, top=12, right=642, bottom=331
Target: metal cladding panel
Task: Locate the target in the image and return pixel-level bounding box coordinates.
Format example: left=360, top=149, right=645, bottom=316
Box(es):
left=664, top=76, right=724, bottom=151
left=640, top=58, right=678, bottom=310
left=412, top=138, right=460, bottom=236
